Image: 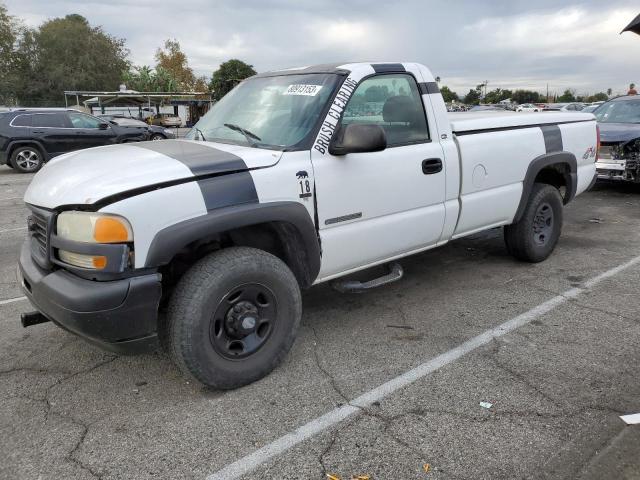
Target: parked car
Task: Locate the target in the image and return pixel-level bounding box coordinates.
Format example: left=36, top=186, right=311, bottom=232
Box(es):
left=0, top=109, right=148, bottom=173
left=98, top=115, right=175, bottom=141
left=593, top=95, right=640, bottom=182
left=516, top=103, right=541, bottom=112
left=150, top=113, right=182, bottom=127
left=18, top=61, right=597, bottom=389
left=467, top=104, right=512, bottom=112
left=581, top=105, right=600, bottom=114
left=543, top=103, right=585, bottom=112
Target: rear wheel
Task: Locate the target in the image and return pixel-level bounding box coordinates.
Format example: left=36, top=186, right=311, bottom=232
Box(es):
left=150, top=133, right=165, bottom=141
left=504, top=183, right=563, bottom=262
left=10, top=146, right=43, bottom=173
left=164, top=247, right=302, bottom=389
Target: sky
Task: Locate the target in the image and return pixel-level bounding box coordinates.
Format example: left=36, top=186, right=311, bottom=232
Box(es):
left=5, top=0, right=640, bottom=97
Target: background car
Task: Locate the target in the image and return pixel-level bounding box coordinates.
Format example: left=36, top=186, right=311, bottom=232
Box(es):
left=593, top=95, right=640, bottom=182
left=467, top=104, right=512, bottom=112
left=581, top=104, right=600, bottom=113
left=0, top=109, right=148, bottom=173
left=516, top=103, right=541, bottom=112
left=150, top=113, right=182, bottom=127
left=543, top=102, right=585, bottom=112
left=98, top=115, right=175, bottom=140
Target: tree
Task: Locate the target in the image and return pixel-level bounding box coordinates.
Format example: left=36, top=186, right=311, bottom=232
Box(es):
left=154, top=39, right=200, bottom=91
left=122, top=65, right=178, bottom=92
left=0, top=5, right=26, bottom=105
left=14, top=14, right=129, bottom=106
left=210, top=59, right=256, bottom=100
left=440, top=85, right=459, bottom=103
left=606, top=88, right=612, bottom=98
left=557, top=89, right=576, bottom=102
left=511, top=90, right=542, bottom=104
left=484, top=88, right=513, bottom=104
left=463, top=87, right=481, bottom=105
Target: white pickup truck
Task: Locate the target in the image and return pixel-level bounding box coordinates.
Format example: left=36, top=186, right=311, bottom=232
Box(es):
left=18, top=62, right=598, bottom=389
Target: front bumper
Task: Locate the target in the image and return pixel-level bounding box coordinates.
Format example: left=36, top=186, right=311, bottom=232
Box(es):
left=18, top=240, right=162, bottom=354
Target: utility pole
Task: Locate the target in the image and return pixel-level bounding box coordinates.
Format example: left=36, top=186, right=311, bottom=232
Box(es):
left=483, top=80, right=489, bottom=99
left=546, top=83, right=549, bottom=103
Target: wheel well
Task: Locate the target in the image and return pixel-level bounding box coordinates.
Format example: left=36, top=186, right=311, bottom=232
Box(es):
left=8, top=142, right=44, bottom=159
left=533, top=163, right=570, bottom=201
left=160, top=221, right=315, bottom=297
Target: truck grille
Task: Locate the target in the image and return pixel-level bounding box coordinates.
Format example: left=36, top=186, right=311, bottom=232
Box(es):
left=27, top=206, right=54, bottom=269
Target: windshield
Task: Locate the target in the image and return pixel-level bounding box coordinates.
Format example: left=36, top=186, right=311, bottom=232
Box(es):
left=185, top=73, right=342, bottom=149
left=594, top=100, right=640, bottom=124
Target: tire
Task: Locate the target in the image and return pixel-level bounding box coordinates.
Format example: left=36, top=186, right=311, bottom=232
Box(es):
left=164, top=247, right=302, bottom=389
left=150, top=133, right=165, bottom=141
left=10, top=145, right=44, bottom=173
left=504, top=183, right=563, bottom=262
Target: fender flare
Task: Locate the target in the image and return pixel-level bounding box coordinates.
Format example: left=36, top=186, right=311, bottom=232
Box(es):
left=513, top=151, right=577, bottom=223
left=7, top=139, right=50, bottom=161
left=144, top=201, right=321, bottom=286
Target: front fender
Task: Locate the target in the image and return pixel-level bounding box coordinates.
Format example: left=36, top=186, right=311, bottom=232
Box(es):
left=144, top=201, right=321, bottom=284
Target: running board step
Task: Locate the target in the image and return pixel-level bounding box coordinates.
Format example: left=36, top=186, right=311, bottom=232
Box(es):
left=331, top=262, right=403, bottom=293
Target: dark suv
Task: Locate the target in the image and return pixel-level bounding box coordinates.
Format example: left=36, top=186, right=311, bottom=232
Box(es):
left=0, top=109, right=149, bottom=173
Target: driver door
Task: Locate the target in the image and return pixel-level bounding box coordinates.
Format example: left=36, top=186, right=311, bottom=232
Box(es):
left=311, top=73, right=447, bottom=280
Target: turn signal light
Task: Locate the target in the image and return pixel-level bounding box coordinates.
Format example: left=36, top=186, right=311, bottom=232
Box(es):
left=94, top=217, right=131, bottom=243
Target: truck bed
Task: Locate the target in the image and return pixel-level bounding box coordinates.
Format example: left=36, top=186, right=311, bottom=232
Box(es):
left=448, top=111, right=594, bottom=134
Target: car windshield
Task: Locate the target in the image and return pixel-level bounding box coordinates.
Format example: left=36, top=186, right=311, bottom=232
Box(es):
left=185, top=73, right=342, bottom=149
left=594, top=100, right=640, bottom=123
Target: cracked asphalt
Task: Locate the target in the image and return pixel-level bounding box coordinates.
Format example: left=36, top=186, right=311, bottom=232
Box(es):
left=1, top=165, right=639, bottom=480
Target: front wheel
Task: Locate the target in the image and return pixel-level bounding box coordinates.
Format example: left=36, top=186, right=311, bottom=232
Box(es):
left=150, top=133, right=165, bottom=141
left=504, top=183, right=563, bottom=262
left=164, top=247, right=302, bottom=389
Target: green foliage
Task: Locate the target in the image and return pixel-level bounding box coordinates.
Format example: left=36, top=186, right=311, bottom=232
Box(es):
left=463, top=88, right=481, bottom=105
left=440, top=85, right=459, bottom=103
left=511, top=90, right=542, bottom=104
left=557, top=89, right=576, bottom=102
left=0, top=4, right=21, bottom=105
left=484, top=88, right=513, bottom=104
left=587, top=92, right=608, bottom=102
left=210, top=59, right=256, bottom=100
left=13, top=14, right=129, bottom=106
left=122, top=65, right=178, bottom=92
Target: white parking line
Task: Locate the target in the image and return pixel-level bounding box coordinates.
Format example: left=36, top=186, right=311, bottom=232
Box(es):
left=206, top=254, right=640, bottom=480
left=0, top=226, right=26, bottom=234
left=0, top=296, right=27, bottom=306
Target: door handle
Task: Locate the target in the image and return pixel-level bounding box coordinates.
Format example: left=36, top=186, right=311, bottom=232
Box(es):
left=422, top=158, right=443, bottom=174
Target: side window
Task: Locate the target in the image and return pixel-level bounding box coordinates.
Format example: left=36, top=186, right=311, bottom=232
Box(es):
left=11, top=114, right=32, bottom=127
left=32, top=113, right=68, bottom=128
left=68, top=113, right=102, bottom=129
left=341, top=74, right=429, bottom=146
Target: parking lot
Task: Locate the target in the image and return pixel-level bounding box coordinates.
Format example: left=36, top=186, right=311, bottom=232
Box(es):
left=1, top=166, right=639, bottom=479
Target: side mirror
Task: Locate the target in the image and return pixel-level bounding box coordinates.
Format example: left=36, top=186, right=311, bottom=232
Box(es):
left=99, top=122, right=109, bottom=130
left=329, top=124, right=387, bottom=156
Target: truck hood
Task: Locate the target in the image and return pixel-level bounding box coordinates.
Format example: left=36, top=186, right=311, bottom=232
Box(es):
left=24, top=140, right=282, bottom=209
left=598, top=123, right=640, bottom=145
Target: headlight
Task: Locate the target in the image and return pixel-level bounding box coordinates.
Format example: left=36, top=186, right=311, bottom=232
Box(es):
left=163, top=128, right=173, bottom=135
left=56, top=212, right=133, bottom=270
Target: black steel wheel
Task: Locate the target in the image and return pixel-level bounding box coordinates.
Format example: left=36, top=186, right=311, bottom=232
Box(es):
left=210, top=283, right=277, bottom=359
left=164, top=247, right=301, bottom=389
left=505, top=183, right=563, bottom=262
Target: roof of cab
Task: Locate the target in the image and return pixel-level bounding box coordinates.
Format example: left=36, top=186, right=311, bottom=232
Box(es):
left=253, top=63, right=352, bottom=78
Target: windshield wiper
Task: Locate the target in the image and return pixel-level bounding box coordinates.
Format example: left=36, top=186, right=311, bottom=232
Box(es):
left=194, top=127, right=207, bottom=141
left=223, top=123, right=261, bottom=146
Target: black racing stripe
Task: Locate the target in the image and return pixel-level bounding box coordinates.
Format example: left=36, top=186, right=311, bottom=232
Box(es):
left=540, top=124, right=563, bottom=153
left=133, top=140, right=247, bottom=176
left=419, top=82, right=440, bottom=95
left=453, top=119, right=593, bottom=136
left=371, top=63, right=406, bottom=73
left=197, top=171, right=258, bottom=211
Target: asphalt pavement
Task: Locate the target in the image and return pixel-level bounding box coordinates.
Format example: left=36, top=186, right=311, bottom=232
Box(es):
left=1, top=164, right=639, bottom=480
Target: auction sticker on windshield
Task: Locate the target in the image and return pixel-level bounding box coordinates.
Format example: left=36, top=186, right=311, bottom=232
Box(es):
left=284, top=84, right=323, bottom=96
